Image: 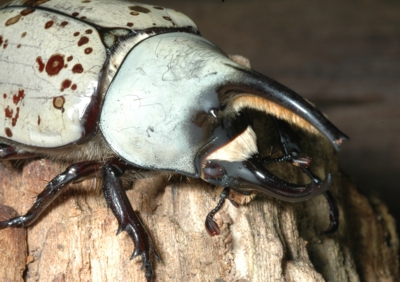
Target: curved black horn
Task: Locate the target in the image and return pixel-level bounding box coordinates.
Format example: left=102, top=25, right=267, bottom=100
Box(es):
left=209, top=157, right=332, bottom=202
left=221, top=65, right=349, bottom=151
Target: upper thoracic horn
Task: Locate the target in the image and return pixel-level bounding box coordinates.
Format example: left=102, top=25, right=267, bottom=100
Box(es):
left=218, top=65, right=349, bottom=151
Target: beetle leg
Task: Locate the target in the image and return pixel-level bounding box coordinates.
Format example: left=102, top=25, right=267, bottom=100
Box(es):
left=321, top=191, right=339, bottom=233
left=301, top=168, right=339, bottom=234
left=102, top=162, right=159, bottom=282
left=205, top=187, right=230, bottom=236
left=206, top=186, right=253, bottom=236
left=0, top=161, right=103, bottom=229
left=268, top=117, right=339, bottom=233
left=0, top=144, right=39, bottom=160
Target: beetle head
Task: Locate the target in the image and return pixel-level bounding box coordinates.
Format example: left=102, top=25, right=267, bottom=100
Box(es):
left=195, top=108, right=333, bottom=201
left=101, top=32, right=347, bottom=199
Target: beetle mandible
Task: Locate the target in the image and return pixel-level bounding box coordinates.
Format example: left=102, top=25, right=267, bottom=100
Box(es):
left=0, top=0, right=348, bottom=280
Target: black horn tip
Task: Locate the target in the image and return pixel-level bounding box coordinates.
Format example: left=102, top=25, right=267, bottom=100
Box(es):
left=312, top=173, right=332, bottom=191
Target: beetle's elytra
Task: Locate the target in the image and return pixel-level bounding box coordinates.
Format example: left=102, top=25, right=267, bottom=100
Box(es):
left=0, top=0, right=348, bottom=280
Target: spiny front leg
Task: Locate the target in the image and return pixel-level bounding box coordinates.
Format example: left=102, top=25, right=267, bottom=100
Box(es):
left=205, top=187, right=231, bottom=236
left=0, top=161, right=103, bottom=229
left=302, top=168, right=339, bottom=234
left=102, top=162, right=159, bottom=282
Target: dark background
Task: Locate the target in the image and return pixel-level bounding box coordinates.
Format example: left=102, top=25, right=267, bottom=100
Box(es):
left=166, top=0, right=400, bottom=230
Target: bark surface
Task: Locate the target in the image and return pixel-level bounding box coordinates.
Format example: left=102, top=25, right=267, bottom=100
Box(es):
left=0, top=134, right=398, bottom=282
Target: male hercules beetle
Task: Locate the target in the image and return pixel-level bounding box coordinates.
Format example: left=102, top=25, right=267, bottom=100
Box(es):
left=0, top=0, right=348, bottom=280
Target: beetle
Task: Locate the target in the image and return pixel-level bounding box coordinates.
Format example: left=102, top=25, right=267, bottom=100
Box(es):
left=0, top=0, right=348, bottom=281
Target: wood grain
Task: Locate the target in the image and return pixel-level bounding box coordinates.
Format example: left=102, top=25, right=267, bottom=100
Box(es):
left=0, top=137, right=398, bottom=281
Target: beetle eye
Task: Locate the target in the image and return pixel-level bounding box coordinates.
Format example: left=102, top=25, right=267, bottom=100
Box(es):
left=203, top=161, right=225, bottom=179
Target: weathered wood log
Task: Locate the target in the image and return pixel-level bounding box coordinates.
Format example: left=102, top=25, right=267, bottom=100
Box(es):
left=0, top=204, right=27, bottom=281
left=0, top=126, right=398, bottom=282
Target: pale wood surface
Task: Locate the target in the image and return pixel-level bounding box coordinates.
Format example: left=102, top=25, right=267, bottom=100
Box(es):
left=0, top=205, right=27, bottom=281
left=0, top=146, right=398, bottom=281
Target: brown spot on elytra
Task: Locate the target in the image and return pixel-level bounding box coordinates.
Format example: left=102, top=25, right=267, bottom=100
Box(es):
left=53, top=96, right=65, bottom=111
left=36, top=56, right=45, bottom=72
left=71, top=84, right=77, bottom=90
left=130, top=11, right=139, bottom=16
left=85, top=29, right=93, bottom=34
left=127, top=22, right=133, bottom=27
left=17, top=44, right=21, bottom=48
left=0, top=36, right=3, bottom=47
left=44, top=20, right=53, bottom=29
left=37, top=115, right=41, bottom=125
left=3, top=40, right=8, bottom=49
left=3, top=93, right=7, bottom=99
left=84, top=47, right=92, bottom=54
left=22, top=0, right=50, bottom=6
left=67, top=56, right=73, bottom=61
left=152, top=23, right=156, bottom=26
left=21, top=32, right=27, bottom=37
left=78, top=36, right=89, bottom=46
left=80, top=16, right=87, bottom=20
left=73, top=32, right=80, bottom=37
left=153, top=6, right=164, bottom=10
left=60, top=21, right=68, bottom=27
left=72, top=64, right=84, bottom=73
left=45, top=54, right=65, bottom=76
left=11, top=107, right=19, bottom=126
left=20, top=8, right=35, bottom=16
left=5, top=106, right=13, bottom=118
left=5, top=105, right=20, bottom=127
left=61, top=79, right=72, bottom=91
left=6, top=15, right=21, bottom=26
left=13, top=89, right=25, bottom=105
left=72, top=12, right=79, bottom=17
left=5, top=128, right=12, bottom=138
left=82, top=0, right=91, bottom=3
left=163, top=16, right=172, bottom=22
left=129, top=5, right=151, bottom=13
left=64, top=64, right=68, bottom=68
